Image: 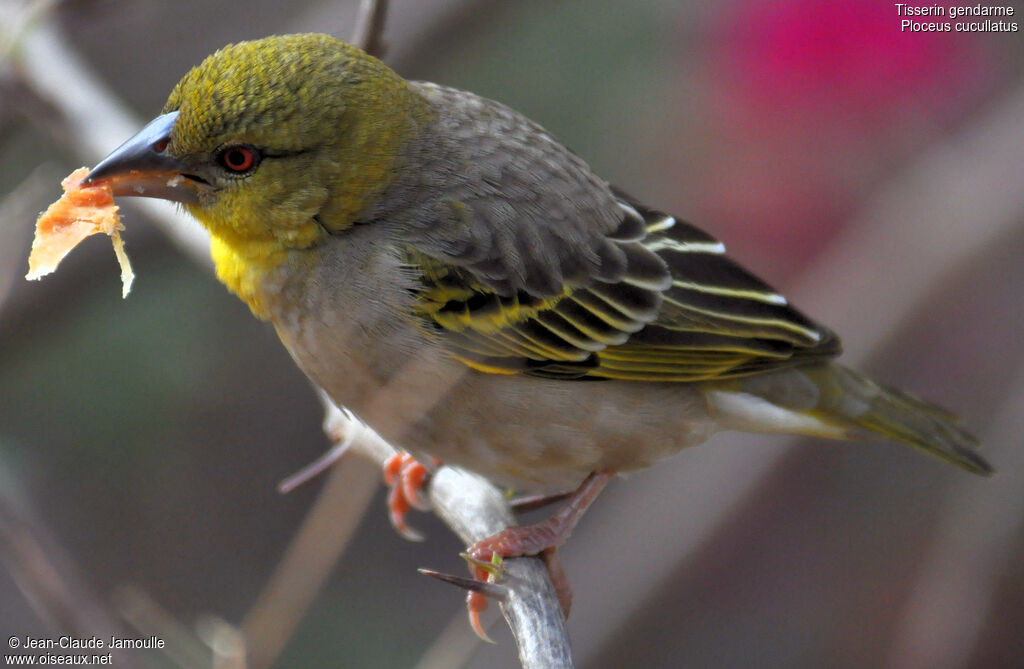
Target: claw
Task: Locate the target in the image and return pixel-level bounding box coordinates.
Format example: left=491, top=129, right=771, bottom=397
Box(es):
left=382, top=452, right=405, bottom=487
left=458, top=552, right=508, bottom=636
left=467, top=592, right=494, bottom=643
left=418, top=568, right=506, bottom=643
left=401, top=459, right=431, bottom=511
left=455, top=552, right=506, bottom=638
left=383, top=453, right=436, bottom=541
left=457, top=471, right=614, bottom=629
left=541, top=548, right=572, bottom=616
left=387, top=481, right=424, bottom=542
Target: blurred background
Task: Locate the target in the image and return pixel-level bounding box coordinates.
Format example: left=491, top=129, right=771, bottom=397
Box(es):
left=1, top=0, right=1023, bottom=667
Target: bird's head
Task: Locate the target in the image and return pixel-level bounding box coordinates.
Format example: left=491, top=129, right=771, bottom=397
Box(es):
left=87, top=33, right=429, bottom=249
left=85, top=33, right=430, bottom=316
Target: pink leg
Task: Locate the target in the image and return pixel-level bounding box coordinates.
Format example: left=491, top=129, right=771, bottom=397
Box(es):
left=464, top=470, right=614, bottom=637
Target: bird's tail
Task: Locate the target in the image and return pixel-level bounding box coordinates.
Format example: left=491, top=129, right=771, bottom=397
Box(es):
left=705, top=363, right=993, bottom=476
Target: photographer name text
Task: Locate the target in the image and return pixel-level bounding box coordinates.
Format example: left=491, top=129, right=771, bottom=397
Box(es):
left=10, top=636, right=164, bottom=650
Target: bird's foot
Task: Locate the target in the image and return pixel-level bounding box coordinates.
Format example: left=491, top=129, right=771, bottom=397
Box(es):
left=461, top=470, right=614, bottom=639
left=382, top=452, right=437, bottom=541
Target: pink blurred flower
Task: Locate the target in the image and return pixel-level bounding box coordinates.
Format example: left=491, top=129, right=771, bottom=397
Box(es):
left=687, top=0, right=995, bottom=274
left=714, top=0, right=988, bottom=119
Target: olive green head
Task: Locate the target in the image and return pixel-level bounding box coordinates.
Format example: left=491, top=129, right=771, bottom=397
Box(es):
left=165, top=34, right=380, bottom=167
left=85, top=33, right=431, bottom=316
left=166, top=33, right=428, bottom=242
left=90, top=33, right=429, bottom=247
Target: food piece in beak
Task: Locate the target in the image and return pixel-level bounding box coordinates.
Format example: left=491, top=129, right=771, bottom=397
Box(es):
left=26, top=167, right=134, bottom=297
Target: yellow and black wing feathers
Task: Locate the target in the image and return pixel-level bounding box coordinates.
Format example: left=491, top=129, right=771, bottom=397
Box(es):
left=411, top=189, right=839, bottom=382
left=387, top=85, right=837, bottom=381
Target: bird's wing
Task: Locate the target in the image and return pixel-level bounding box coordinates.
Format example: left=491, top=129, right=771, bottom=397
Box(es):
left=394, top=84, right=838, bottom=381
left=408, top=187, right=840, bottom=382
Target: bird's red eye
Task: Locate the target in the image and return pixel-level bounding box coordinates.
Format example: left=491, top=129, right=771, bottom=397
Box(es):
left=219, top=146, right=258, bottom=173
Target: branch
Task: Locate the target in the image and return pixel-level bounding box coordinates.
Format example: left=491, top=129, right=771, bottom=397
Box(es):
left=317, top=398, right=574, bottom=668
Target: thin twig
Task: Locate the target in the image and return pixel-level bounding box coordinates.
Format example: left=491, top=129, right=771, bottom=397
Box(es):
left=240, top=437, right=380, bottom=669
left=419, top=568, right=512, bottom=601
left=0, top=472, right=141, bottom=667
left=0, top=0, right=58, bottom=65
left=0, top=166, right=55, bottom=311
left=350, top=0, right=390, bottom=57
left=112, top=586, right=215, bottom=669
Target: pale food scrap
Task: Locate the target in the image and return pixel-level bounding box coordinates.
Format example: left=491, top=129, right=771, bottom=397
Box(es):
left=26, top=167, right=134, bottom=297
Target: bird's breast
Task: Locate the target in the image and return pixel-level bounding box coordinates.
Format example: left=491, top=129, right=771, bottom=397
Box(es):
left=258, top=230, right=720, bottom=492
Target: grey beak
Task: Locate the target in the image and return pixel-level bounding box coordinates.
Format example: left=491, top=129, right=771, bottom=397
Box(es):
left=85, top=112, right=204, bottom=205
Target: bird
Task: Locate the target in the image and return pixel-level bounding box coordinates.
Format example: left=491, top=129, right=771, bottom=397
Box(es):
left=83, top=32, right=992, bottom=635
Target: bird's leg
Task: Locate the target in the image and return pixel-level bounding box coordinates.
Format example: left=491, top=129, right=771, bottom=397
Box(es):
left=467, top=470, right=613, bottom=567
left=540, top=547, right=572, bottom=615
left=464, top=470, right=614, bottom=636
left=382, top=452, right=437, bottom=541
